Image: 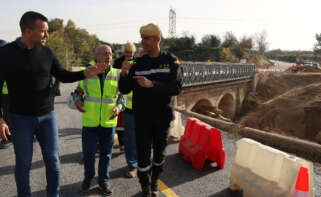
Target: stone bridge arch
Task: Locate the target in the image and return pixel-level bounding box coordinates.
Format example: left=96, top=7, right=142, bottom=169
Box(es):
left=217, top=93, right=235, bottom=120
left=175, top=79, right=252, bottom=121
left=191, top=99, right=213, bottom=112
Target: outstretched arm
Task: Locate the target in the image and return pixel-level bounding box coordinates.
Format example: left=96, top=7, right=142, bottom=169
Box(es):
left=51, top=49, right=107, bottom=83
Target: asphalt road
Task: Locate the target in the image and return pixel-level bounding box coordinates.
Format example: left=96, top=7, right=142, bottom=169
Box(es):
left=0, top=82, right=320, bottom=197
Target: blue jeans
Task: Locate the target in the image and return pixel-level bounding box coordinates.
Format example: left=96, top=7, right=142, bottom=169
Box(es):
left=82, top=126, right=115, bottom=184
left=10, top=111, right=60, bottom=197
left=123, top=111, right=137, bottom=169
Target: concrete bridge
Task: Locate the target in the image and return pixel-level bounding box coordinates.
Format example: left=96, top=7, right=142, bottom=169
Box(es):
left=171, top=62, right=321, bottom=165
left=176, top=62, right=255, bottom=120
left=170, top=61, right=255, bottom=138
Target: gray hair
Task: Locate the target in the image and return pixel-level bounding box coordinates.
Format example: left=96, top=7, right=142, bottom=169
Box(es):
left=95, top=45, right=111, bottom=54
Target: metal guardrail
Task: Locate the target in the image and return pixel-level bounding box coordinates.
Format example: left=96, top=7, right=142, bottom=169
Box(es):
left=181, top=62, right=256, bottom=88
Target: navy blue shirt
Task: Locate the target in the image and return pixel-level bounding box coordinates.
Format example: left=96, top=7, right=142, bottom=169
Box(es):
left=119, top=51, right=182, bottom=121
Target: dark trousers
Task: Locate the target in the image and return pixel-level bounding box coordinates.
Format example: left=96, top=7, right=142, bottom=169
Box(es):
left=123, top=111, right=137, bottom=168
left=82, top=126, right=115, bottom=184
left=135, top=115, right=171, bottom=186
left=116, top=129, right=124, bottom=146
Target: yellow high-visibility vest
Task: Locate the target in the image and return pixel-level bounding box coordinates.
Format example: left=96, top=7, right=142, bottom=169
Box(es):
left=125, top=91, right=133, bottom=109
left=2, top=81, right=8, bottom=95
left=79, top=67, right=120, bottom=128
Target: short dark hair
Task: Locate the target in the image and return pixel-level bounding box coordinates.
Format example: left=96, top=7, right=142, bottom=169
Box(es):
left=0, top=40, right=7, bottom=47
left=19, top=11, right=48, bottom=33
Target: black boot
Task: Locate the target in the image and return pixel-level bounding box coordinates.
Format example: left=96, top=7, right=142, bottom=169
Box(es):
left=151, top=165, right=163, bottom=197
left=151, top=180, right=159, bottom=197
left=141, top=185, right=151, bottom=197
left=138, top=170, right=151, bottom=197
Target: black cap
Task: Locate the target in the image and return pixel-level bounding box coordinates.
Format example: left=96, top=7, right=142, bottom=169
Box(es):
left=0, top=40, right=7, bottom=47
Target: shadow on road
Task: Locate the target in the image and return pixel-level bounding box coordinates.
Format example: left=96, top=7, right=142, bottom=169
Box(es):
left=55, top=101, right=67, bottom=105
left=59, top=128, right=82, bottom=138
left=0, top=152, right=83, bottom=177
left=0, top=163, right=14, bottom=177
left=109, top=166, right=128, bottom=179
left=161, top=152, right=222, bottom=188
left=208, top=188, right=243, bottom=197
left=30, top=177, right=107, bottom=197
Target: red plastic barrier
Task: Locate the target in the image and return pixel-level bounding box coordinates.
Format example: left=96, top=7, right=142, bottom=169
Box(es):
left=179, top=118, right=226, bottom=169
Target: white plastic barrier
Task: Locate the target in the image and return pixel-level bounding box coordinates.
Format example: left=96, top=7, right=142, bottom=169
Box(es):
left=229, top=138, right=314, bottom=197
left=169, top=111, right=184, bottom=139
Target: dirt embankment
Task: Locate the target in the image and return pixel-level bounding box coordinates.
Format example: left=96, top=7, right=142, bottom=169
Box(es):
left=239, top=72, right=321, bottom=144
left=247, top=53, right=272, bottom=69
left=191, top=56, right=321, bottom=144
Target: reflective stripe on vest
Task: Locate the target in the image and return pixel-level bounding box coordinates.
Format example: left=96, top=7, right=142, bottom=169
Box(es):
left=106, top=76, right=118, bottom=81
left=103, top=98, right=117, bottom=103
left=84, top=97, right=100, bottom=102
left=84, top=97, right=117, bottom=103
left=2, top=81, right=8, bottom=95
left=126, top=91, right=133, bottom=109
left=80, top=67, right=120, bottom=128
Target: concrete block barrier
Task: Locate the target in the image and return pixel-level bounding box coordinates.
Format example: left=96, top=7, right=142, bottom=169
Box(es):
left=229, top=138, right=314, bottom=197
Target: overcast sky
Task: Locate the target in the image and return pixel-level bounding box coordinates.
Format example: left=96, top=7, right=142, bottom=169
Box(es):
left=1, top=0, right=320, bottom=51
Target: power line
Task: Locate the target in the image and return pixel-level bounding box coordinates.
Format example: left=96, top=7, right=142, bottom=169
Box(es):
left=79, top=17, right=168, bottom=28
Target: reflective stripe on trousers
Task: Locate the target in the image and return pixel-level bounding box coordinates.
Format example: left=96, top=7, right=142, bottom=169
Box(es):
left=153, top=160, right=165, bottom=166
left=138, top=165, right=152, bottom=172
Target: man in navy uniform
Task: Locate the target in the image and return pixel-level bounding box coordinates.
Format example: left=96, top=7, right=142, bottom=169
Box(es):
left=119, top=23, right=182, bottom=197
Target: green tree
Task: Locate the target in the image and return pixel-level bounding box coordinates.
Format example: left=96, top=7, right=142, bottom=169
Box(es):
left=46, top=18, right=102, bottom=68
left=200, top=34, right=221, bottom=48
left=48, top=18, right=64, bottom=34
left=161, top=35, right=196, bottom=60
left=220, top=48, right=236, bottom=62
left=47, top=31, right=73, bottom=69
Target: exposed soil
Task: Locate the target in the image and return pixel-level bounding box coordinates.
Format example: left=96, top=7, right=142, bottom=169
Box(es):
left=238, top=72, right=321, bottom=144
left=192, top=58, right=321, bottom=144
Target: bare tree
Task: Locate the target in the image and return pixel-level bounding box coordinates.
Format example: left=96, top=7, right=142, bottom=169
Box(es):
left=239, top=35, right=254, bottom=49
left=255, top=30, right=269, bottom=54
left=313, top=33, right=321, bottom=55
left=222, top=31, right=238, bottom=48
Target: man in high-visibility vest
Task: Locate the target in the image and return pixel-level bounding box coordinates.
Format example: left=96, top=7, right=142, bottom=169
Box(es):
left=0, top=39, right=11, bottom=149
left=113, top=42, right=138, bottom=178
left=73, top=45, right=125, bottom=196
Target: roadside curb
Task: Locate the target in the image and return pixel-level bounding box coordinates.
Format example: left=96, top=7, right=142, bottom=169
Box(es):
left=176, top=109, right=321, bottom=163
